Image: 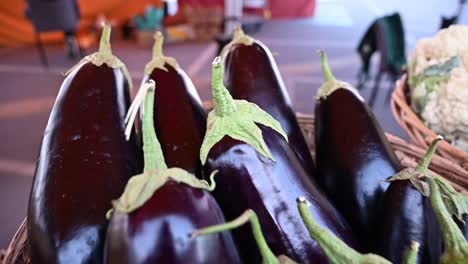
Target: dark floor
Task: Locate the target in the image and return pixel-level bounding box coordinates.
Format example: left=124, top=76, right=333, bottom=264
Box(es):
left=1, top=0, right=466, bottom=248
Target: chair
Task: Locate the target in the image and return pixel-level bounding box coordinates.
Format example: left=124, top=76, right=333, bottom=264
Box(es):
left=356, top=13, right=406, bottom=107
left=26, top=0, right=81, bottom=68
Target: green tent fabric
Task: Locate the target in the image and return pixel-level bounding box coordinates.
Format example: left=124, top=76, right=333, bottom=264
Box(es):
left=357, top=12, right=406, bottom=76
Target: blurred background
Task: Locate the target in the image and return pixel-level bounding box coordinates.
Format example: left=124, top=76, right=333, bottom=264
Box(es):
left=0, top=0, right=466, bottom=249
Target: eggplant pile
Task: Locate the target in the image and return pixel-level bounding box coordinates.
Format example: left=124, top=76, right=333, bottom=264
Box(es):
left=105, top=80, right=240, bottom=264
left=26, top=25, right=468, bottom=264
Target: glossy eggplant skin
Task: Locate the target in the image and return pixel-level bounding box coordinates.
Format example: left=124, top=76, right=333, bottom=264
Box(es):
left=314, top=88, right=402, bottom=251
left=104, top=181, right=241, bottom=264
left=223, top=42, right=316, bottom=176
left=375, top=181, right=442, bottom=264
left=204, top=124, right=357, bottom=264
left=27, top=63, right=142, bottom=264
left=143, top=64, right=206, bottom=176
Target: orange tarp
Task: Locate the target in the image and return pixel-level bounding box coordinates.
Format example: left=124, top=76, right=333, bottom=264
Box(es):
left=0, top=0, right=161, bottom=47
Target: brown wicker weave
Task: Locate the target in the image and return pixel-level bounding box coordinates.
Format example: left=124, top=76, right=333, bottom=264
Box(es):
left=3, top=114, right=467, bottom=263
left=391, top=74, right=468, bottom=171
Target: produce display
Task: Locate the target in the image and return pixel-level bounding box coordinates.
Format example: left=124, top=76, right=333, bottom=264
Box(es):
left=408, top=25, right=468, bottom=152
left=201, top=57, right=356, bottom=263
left=104, top=80, right=240, bottom=264
left=14, top=24, right=468, bottom=264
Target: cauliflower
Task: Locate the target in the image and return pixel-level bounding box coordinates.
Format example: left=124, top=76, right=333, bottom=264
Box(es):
left=421, top=68, right=468, bottom=151
left=407, top=25, right=468, bottom=152
left=409, top=25, right=468, bottom=76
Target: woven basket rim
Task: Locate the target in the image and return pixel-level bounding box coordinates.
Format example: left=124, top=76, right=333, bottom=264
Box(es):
left=391, top=74, right=468, bottom=169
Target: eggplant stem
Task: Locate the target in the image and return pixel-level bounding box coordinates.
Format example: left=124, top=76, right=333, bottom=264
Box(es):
left=404, top=241, right=420, bottom=264
left=318, top=49, right=335, bottom=82
left=212, top=56, right=237, bottom=117
left=152, top=32, right=164, bottom=59
left=141, top=80, right=167, bottom=171
left=125, top=80, right=167, bottom=171
left=98, top=23, right=112, bottom=55
left=297, top=197, right=391, bottom=264
left=192, top=209, right=279, bottom=264
left=429, top=177, right=468, bottom=258
left=416, top=135, right=443, bottom=174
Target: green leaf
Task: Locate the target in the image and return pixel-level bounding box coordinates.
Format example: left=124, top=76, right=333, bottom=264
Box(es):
left=200, top=57, right=288, bottom=165
left=411, top=56, right=460, bottom=113
left=434, top=176, right=468, bottom=222
left=386, top=168, right=416, bottom=182
left=200, top=100, right=288, bottom=164
left=110, top=169, right=217, bottom=215
left=428, top=176, right=468, bottom=264
left=111, top=170, right=165, bottom=214
left=385, top=166, right=430, bottom=196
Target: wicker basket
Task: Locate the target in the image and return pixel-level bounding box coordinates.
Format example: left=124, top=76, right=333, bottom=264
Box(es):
left=2, top=114, right=468, bottom=263
left=391, top=74, right=468, bottom=171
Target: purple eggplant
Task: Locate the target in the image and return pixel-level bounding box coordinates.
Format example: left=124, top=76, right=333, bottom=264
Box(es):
left=314, top=50, right=401, bottom=250
left=374, top=137, right=444, bottom=264
left=27, top=24, right=142, bottom=264
left=200, top=57, right=357, bottom=263
left=222, top=28, right=316, bottom=176
left=104, top=80, right=240, bottom=264
left=141, top=32, right=207, bottom=177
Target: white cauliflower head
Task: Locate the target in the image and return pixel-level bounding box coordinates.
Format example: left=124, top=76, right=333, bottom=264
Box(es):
left=421, top=68, right=468, bottom=151
left=409, top=25, right=468, bottom=76
left=408, top=25, right=468, bottom=151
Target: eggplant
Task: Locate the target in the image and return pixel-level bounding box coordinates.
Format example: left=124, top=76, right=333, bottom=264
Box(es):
left=426, top=175, right=468, bottom=264
left=314, top=51, right=401, bottom=250
left=27, top=25, right=142, bottom=264
left=200, top=57, right=357, bottom=263
left=141, top=32, right=207, bottom=176
left=222, top=28, right=316, bottom=176
left=105, top=80, right=241, bottom=264
left=297, top=197, right=394, bottom=264
left=374, top=137, right=444, bottom=264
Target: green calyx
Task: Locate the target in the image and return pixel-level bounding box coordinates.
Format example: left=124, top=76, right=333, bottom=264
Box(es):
left=392, top=136, right=468, bottom=248
left=144, top=31, right=179, bottom=74
left=220, top=26, right=255, bottom=57
left=404, top=241, right=420, bottom=264
left=316, top=50, right=357, bottom=99
left=110, top=169, right=217, bottom=215
left=192, top=209, right=297, bottom=264
left=297, top=197, right=392, bottom=264
left=66, top=23, right=133, bottom=89
left=386, top=135, right=444, bottom=196
left=428, top=177, right=468, bottom=264
left=199, top=57, right=288, bottom=165
left=108, top=80, right=216, bottom=217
